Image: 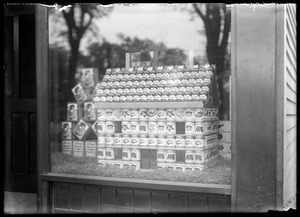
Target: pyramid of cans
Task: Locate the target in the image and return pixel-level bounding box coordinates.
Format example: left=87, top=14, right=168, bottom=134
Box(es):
left=60, top=65, right=220, bottom=172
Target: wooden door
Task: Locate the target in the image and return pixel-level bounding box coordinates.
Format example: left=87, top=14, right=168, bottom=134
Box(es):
left=4, top=5, right=37, bottom=193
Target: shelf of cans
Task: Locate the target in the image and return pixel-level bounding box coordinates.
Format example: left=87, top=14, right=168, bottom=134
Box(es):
left=61, top=64, right=220, bottom=172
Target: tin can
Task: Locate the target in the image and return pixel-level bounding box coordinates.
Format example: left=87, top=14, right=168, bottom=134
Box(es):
left=85, top=141, right=97, bottom=157
left=195, top=109, right=205, bottom=121
left=114, top=133, right=122, bottom=146
left=130, top=161, right=140, bottom=170
left=153, top=80, right=160, bottom=88
left=122, top=148, right=131, bottom=160
left=157, top=150, right=166, bottom=162
left=139, top=108, right=148, bottom=121
left=132, top=95, right=140, bottom=102
left=129, top=88, right=136, bottom=96
left=125, top=95, right=133, bottom=102
left=97, top=147, right=106, bottom=159
left=175, top=163, right=186, bottom=172
left=166, top=135, right=176, bottom=147
left=194, top=122, right=205, bottom=135
left=165, top=150, right=176, bottom=163
left=154, top=95, right=161, bottom=101
left=148, top=108, right=158, bottom=121
left=166, top=163, right=175, bottom=170
left=148, top=122, right=157, bottom=134
left=148, top=135, right=157, bottom=147
left=122, top=108, right=131, bottom=121
left=147, top=95, right=154, bottom=101
left=113, top=96, right=120, bottom=102
left=161, top=95, right=169, bottom=101
left=185, top=135, right=195, bottom=148
left=168, top=94, right=176, bottom=101
left=157, top=122, right=166, bottom=135
left=139, top=95, right=147, bottom=101
left=185, top=108, right=195, bottom=121
left=131, top=135, right=139, bottom=147
left=175, top=135, right=185, bottom=148
left=62, top=140, right=72, bottom=155
left=185, top=122, right=195, bottom=135
left=105, top=109, right=114, bottom=121
left=92, top=121, right=106, bottom=137
left=166, top=122, right=176, bottom=135
left=175, top=108, right=185, bottom=121
left=193, top=165, right=204, bottom=171
left=185, top=165, right=194, bottom=171
left=119, top=96, right=126, bottom=102
left=175, top=95, right=184, bottom=101
left=164, top=87, right=171, bottom=94
left=73, top=141, right=84, bottom=157
left=114, top=160, right=123, bottom=169
left=61, top=122, right=72, bottom=140
left=97, top=134, right=105, bottom=146
left=157, top=163, right=166, bottom=169
left=98, top=159, right=106, bottom=166
left=105, top=121, right=115, bottom=134
left=131, top=149, right=141, bottom=161
left=130, top=121, right=139, bottom=134
left=156, top=87, right=164, bottom=95
left=157, top=109, right=167, bottom=120
left=194, top=150, right=204, bottom=164
left=166, top=108, right=176, bottom=121
left=113, top=109, right=122, bottom=121
left=122, top=135, right=131, bottom=147
left=130, top=109, right=139, bottom=120
left=122, top=161, right=131, bottom=168
left=157, top=135, right=166, bottom=147
left=105, top=134, right=114, bottom=145
left=106, top=96, right=113, bottom=102
left=183, top=94, right=191, bottom=101
left=139, top=135, right=148, bottom=147
left=139, top=122, right=148, bottom=134
left=194, top=135, right=204, bottom=148
left=185, top=150, right=195, bottom=163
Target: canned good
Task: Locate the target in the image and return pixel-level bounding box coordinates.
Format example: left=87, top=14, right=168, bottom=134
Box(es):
left=153, top=80, right=160, bottom=87
left=114, top=160, right=123, bottom=169
left=130, top=161, right=140, bottom=170
left=191, top=95, right=199, bottom=101
left=175, top=95, right=184, bottom=101
left=92, top=121, right=106, bottom=136
left=194, top=165, right=204, bottom=171
left=168, top=94, right=176, bottom=101
left=125, top=95, right=133, bottom=102
left=131, top=149, right=141, bottom=161
left=113, top=96, right=120, bottom=102
left=105, top=148, right=114, bottom=160
left=62, top=140, right=72, bottom=155
left=175, top=108, right=185, bottom=121
left=157, top=135, right=166, bottom=147
left=161, top=95, right=169, bottom=101
left=185, top=122, right=195, bottom=135
left=185, top=165, right=194, bottom=171
left=132, top=81, right=139, bottom=88
left=139, top=135, right=148, bottom=147
left=145, top=80, right=153, bottom=88
left=148, top=108, right=158, bottom=121
left=128, top=88, right=136, bottom=95
left=148, top=122, right=157, bottom=134
left=194, top=122, right=205, bottom=135
left=139, top=108, right=148, bottom=120
left=166, top=122, right=176, bottom=134
left=148, top=135, right=157, bottom=147
left=105, top=134, right=114, bottom=145
left=157, top=122, right=166, bottom=135
left=166, top=163, right=175, bottom=170
left=164, top=87, right=171, bottom=94
left=132, top=95, right=140, bottom=102
left=194, top=136, right=204, bottom=148
left=98, top=159, right=106, bottom=166
left=122, top=148, right=131, bottom=160
left=119, top=96, right=126, bottom=102
left=157, top=109, right=167, bottom=120
left=139, top=95, right=147, bottom=101
left=105, top=109, right=114, bottom=121
left=130, top=121, right=139, bottom=134
left=183, top=94, right=191, bottom=101
left=185, top=135, right=195, bottom=148
left=139, top=122, right=148, bottom=134
left=122, top=108, right=131, bottom=120
left=97, top=147, right=106, bottom=159
left=106, top=96, right=113, bottom=102
left=131, top=135, right=139, bottom=147
left=119, top=81, right=126, bottom=88
left=175, top=163, right=186, bottom=172
left=113, top=109, right=122, bottom=121
left=122, top=135, right=131, bottom=147
left=166, top=108, right=176, bottom=121
left=185, top=150, right=195, bottom=163
left=126, top=81, right=133, bottom=88
left=166, top=135, right=176, bottom=147
left=154, top=95, right=162, bottom=101
left=157, top=150, right=166, bottom=162
left=147, top=95, right=154, bottom=101
left=122, top=161, right=131, bottom=168
left=157, top=163, right=166, bottom=169
left=97, top=134, right=106, bottom=146
left=130, top=109, right=139, bottom=120
left=175, top=135, right=185, bottom=148
left=185, top=108, right=195, bottom=121
left=194, top=150, right=204, bottom=164
left=156, top=87, right=164, bottom=95
left=170, top=86, right=178, bottom=94
left=105, top=122, right=115, bottom=134
left=195, top=109, right=205, bottom=121
left=111, top=133, right=120, bottom=146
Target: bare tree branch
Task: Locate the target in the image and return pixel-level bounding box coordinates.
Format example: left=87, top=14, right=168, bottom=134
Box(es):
left=193, top=3, right=206, bottom=23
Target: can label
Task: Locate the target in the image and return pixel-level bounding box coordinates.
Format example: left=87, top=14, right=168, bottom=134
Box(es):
left=166, top=136, right=176, bottom=147
left=157, top=163, right=166, bottom=169
left=166, top=163, right=175, bottom=170
left=121, top=108, right=131, bottom=120
left=175, top=109, right=185, bottom=121
left=157, top=135, right=166, bottom=147
left=166, top=109, right=176, bottom=121
left=148, top=135, right=157, bottom=147
left=122, top=149, right=131, bottom=160
left=166, top=122, right=176, bottom=134
left=194, top=165, right=204, bottom=171
left=105, top=148, right=114, bottom=159
left=139, top=122, right=148, bottom=134
left=85, top=141, right=96, bottom=157
left=113, top=109, right=122, bottom=121
left=194, top=109, right=205, bottom=121
left=72, top=83, right=89, bottom=104
left=121, top=121, right=131, bottom=134
left=96, top=109, right=106, bottom=120
left=157, top=109, right=167, bottom=120
left=148, top=108, right=158, bottom=121
left=97, top=148, right=106, bottom=159
left=97, top=134, right=105, bottom=146
left=185, top=165, right=194, bottom=171
left=175, top=136, right=185, bottom=148
left=130, top=121, right=139, bottom=134
left=175, top=163, right=186, bottom=172
left=105, top=134, right=114, bottom=145
left=194, top=151, right=204, bottom=164
left=98, top=159, right=106, bottom=166
left=130, top=109, right=139, bottom=119
left=185, top=108, right=195, bottom=121
left=131, top=135, right=139, bottom=147
left=157, top=150, right=166, bottom=162
left=185, top=136, right=195, bottom=147
left=61, top=122, right=72, bottom=140
left=62, top=140, right=72, bottom=155
left=165, top=150, right=176, bottom=163
left=194, top=136, right=204, bottom=148
left=139, top=135, right=148, bottom=147
left=67, top=103, right=78, bottom=122
left=114, top=134, right=122, bottom=146
left=157, top=122, right=166, bottom=134
left=92, top=121, right=106, bottom=136
left=185, top=122, right=195, bottom=135
left=114, top=160, right=123, bottom=169
left=130, top=161, right=140, bottom=170
left=122, top=135, right=131, bottom=146
left=131, top=149, right=141, bottom=161
left=139, top=108, right=148, bottom=120
left=73, top=141, right=84, bottom=157
left=105, top=109, right=114, bottom=120
left=84, top=102, right=96, bottom=121
left=185, top=151, right=195, bottom=163
left=105, top=121, right=115, bottom=134
left=148, top=122, right=157, bottom=134
left=194, top=122, right=205, bottom=135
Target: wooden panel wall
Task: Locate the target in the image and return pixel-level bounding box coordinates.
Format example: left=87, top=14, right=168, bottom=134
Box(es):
left=283, top=4, right=297, bottom=210
left=52, top=182, right=231, bottom=213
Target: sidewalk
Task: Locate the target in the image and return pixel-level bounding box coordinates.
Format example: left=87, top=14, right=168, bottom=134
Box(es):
left=4, top=191, right=37, bottom=214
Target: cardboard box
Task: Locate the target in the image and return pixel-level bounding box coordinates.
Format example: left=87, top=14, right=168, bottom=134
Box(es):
left=72, top=119, right=91, bottom=140
left=73, top=141, right=84, bottom=157
left=83, top=102, right=96, bottom=122
left=61, top=122, right=72, bottom=140
left=67, top=103, right=79, bottom=122
left=61, top=140, right=72, bottom=155
left=72, top=83, right=90, bottom=105
left=85, top=140, right=97, bottom=157
left=80, top=68, right=99, bottom=89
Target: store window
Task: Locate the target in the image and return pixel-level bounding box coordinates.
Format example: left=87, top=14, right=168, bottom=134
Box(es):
left=49, top=3, right=231, bottom=185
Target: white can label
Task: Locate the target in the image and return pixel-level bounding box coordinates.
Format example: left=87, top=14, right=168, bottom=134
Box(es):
left=175, top=109, right=185, bottom=121
left=105, top=122, right=115, bottom=134
left=73, top=141, right=84, bottom=157
left=122, top=121, right=131, bottom=134
left=148, top=122, right=157, bottom=134
left=185, top=122, right=195, bottom=135
left=113, top=109, right=122, bottom=121
left=62, top=140, right=72, bottom=155
left=85, top=141, right=96, bottom=157
left=185, top=108, right=195, bottom=121
left=139, top=122, right=148, bottom=134
left=148, top=108, right=158, bottom=121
